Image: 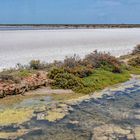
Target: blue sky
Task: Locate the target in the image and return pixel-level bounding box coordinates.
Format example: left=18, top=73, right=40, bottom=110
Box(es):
left=0, top=0, right=140, bottom=24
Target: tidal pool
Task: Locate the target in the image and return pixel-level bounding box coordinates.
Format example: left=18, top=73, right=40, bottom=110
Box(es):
left=0, top=77, right=140, bottom=140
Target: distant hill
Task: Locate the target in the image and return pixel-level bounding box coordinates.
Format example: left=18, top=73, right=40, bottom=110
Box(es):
left=0, top=24, right=140, bottom=30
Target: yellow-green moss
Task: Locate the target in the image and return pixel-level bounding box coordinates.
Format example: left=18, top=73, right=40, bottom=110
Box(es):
left=45, top=109, right=66, bottom=122
left=0, top=108, right=33, bottom=126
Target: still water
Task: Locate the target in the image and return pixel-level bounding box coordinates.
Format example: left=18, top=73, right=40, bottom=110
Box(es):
left=19, top=77, right=140, bottom=140
left=0, top=77, right=140, bottom=139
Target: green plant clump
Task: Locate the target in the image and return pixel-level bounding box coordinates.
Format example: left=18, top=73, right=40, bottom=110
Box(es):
left=128, top=66, right=140, bottom=75
left=52, top=72, right=84, bottom=90
left=48, top=68, right=65, bottom=79
left=132, top=44, right=140, bottom=55
left=77, top=69, right=130, bottom=94
left=29, top=60, right=46, bottom=70
left=82, top=51, right=122, bottom=73
left=48, top=67, right=130, bottom=94
left=16, top=69, right=32, bottom=78
left=48, top=68, right=85, bottom=90
left=65, top=66, right=93, bottom=78
left=128, top=56, right=140, bottom=66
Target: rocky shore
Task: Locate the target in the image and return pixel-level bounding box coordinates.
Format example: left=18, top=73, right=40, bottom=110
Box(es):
left=0, top=71, right=52, bottom=98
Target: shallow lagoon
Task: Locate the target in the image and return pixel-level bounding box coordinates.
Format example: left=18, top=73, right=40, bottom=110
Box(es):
left=20, top=79, right=140, bottom=140
left=0, top=28, right=140, bottom=69
left=0, top=77, right=140, bottom=139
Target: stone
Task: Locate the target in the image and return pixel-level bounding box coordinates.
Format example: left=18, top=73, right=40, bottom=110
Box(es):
left=92, top=124, right=132, bottom=140
left=0, top=71, right=49, bottom=98
left=134, top=127, right=140, bottom=140
left=69, top=120, right=79, bottom=125
left=36, top=113, right=45, bottom=120
left=127, top=134, right=135, bottom=140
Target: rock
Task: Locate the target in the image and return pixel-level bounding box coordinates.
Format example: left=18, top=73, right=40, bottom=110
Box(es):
left=69, top=120, right=79, bottom=125
left=134, top=127, right=140, bottom=140
left=68, top=106, right=74, bottom=112
left=36, top=113, right=45, bottom=120
left=0, top=71, right=49, bottom=98
left=92, top=124, right=132, bottom=140
left=127, top=134, right=135, bottom=140
left=134, top=103, right=140, bottom=108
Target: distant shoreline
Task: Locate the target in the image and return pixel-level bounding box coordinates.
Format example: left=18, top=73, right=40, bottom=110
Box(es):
left=0, top=24, right=140, bottom=30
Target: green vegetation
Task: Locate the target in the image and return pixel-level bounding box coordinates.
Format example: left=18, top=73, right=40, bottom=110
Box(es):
left=1, top=47, right=140, bottom=96
left=83, top=51, right=122, bottom=72
left=48, top=50, right=131, bottom=94
left=46, top=45, right=140, bottom=93
left=65, top=66, right=93, bottom=78
left=48, top=68, right=84, bottom=90
left=48, top=68, right=65, bottom=79
left=122, top=44, right=140, bottom=75
left=128, top=66, right=140, bottom=75
left=48, top=68, right=130, bottom=94
left=77, top=69, right=130, bottom=94
left=128, top=56, right=140, bottom=67
left=16, top=69, right=32, bottom=78
left=29, top=60, right=46, bottom=69
left=0, top=69, right=35, bottom=83
left=132, top=44, right=140, bottom=55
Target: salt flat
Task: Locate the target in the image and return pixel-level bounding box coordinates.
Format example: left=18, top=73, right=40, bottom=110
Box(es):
left=0, top=28, right=140, bottom=69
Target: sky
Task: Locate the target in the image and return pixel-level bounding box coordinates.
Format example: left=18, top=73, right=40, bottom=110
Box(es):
left=0, top=0, right=140, bottom=24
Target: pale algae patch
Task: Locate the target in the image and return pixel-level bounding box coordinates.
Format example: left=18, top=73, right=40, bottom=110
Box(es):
left=135, top=127, right=140, bottom=140
left=45, top=110, right=66, bottom=122
left=43, top=104, right=68, bottom=122
left=92, top=124, right=134, bottom=140
left=0, top=108, right=33, bottom=126
left=0, top=129, right=29, bottom=139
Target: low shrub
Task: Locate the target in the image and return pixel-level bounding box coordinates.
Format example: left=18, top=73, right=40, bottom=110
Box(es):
left=65, top=66, right=93, bottom=78
left=29, top=60, right=46, bottom=70
left=48, top=68, right=65, bottom=79
left=132, top=44, right=140, bottom=55
left=0, top=74, right=14, bottom=81
left=48, top=67, right=84, bottom=90
left=48, top=51, right=122, bottom=74
left=0, top=74, right=20, bottom=83
left=83, top=51, right=122, bottom=73
left=63, top=54, right=82, bottom=68
left=52, top=72, right=84, bottom=90
left=128, top=56, right=140, bottom=66
left=17, top=69, right=32, bottom=78
left=128, top=66, right=140, bottom=75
